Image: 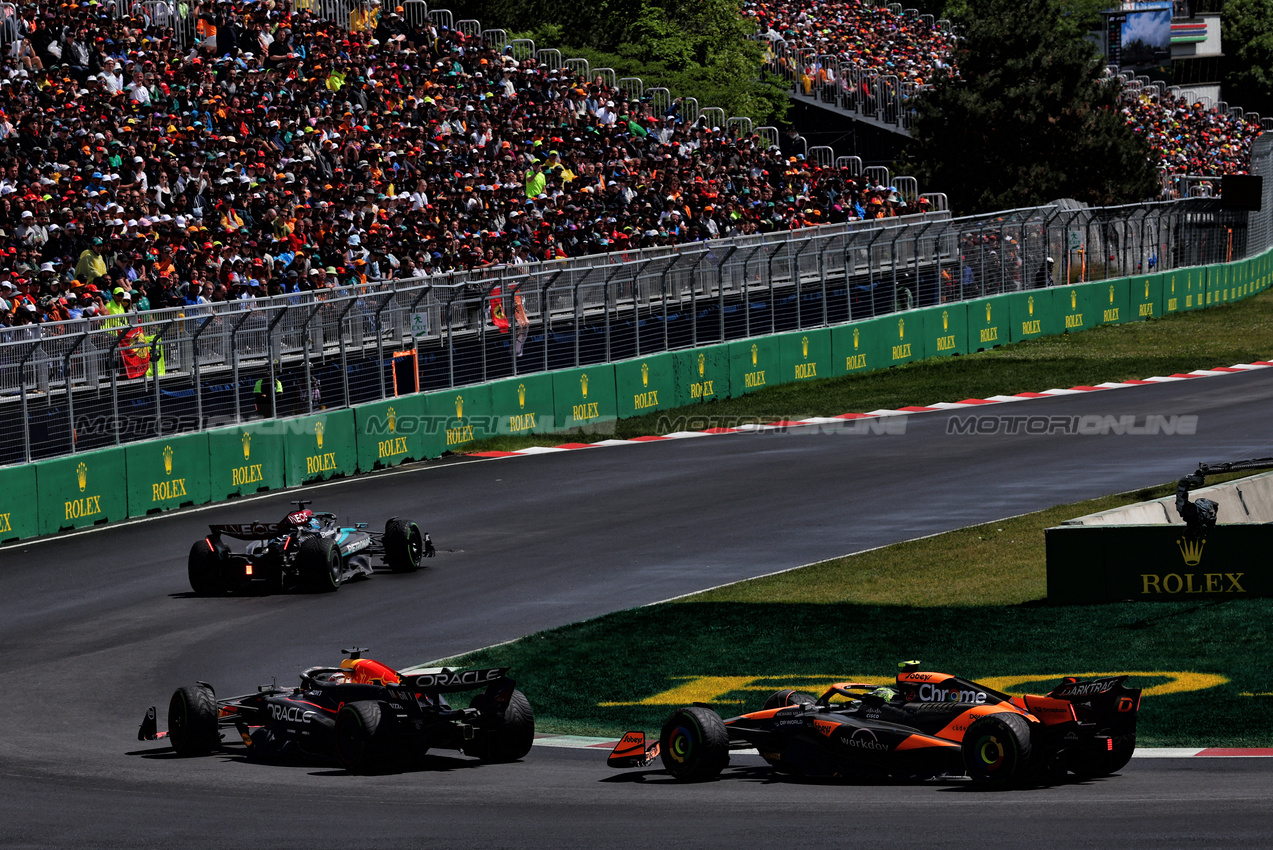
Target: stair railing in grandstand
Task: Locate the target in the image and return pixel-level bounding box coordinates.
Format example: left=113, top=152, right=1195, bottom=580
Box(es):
left=429, top=8, right=453, bottom=29
left=510, top=38, right=535, bottom=62
left=618, top=77, right=644, bottom=102
left=455, top=18, right=481, bottom=37
left=681, top=97, right=700, bottom=124
left=865, top=165, right=891, bottom=188
left=536, top=48, right=562, bottom=71
left=837, top=156, right=863, bottom=177
left=648, top=88, right=672, bottom=116
left=892, top=176, right=919, bottom=203
left=590, top=68, right=617, bottom=90
left=402, top=0, right=428, bottom=27
left=700, top=107, right=726, bottom=130
left=808, top=146, right=835, bottom=168
left=756, top=126, right=780, bottom=148
left=726, top=117, right=753, bottom=140
left=483, top=27, right=509, bottom=51
left=564, top=57, right=589, bottom=79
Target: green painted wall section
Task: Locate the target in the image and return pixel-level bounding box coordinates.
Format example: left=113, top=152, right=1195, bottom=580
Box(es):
left=615, top=353, right=677, bottom=418
left=37, top=447, right=127, bottom=535
left=125, top=431, right=210, bottom=517
left=207, top=421, right=287, bottom=501
left=0, top=463, right=37, bottom=543
left=551, top=365, right=617, bottom=432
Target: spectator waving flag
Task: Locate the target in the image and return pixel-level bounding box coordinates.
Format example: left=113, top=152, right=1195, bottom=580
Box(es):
left=119, top=328, right=151, bottom=379
left=489, top=287, right=510, bottom=333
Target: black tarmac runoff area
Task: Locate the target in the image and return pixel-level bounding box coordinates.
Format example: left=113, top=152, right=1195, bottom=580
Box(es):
left=4, top=368, right=1273, bottom=847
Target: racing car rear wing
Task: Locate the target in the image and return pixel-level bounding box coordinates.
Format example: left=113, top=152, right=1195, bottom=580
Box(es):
left=208, top=523, right=283, bottom=540
left=400, top=667, right=510, bottom=694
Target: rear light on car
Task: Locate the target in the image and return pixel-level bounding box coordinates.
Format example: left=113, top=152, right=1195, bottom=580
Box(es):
left=245, top=564, right=253, bottom=576
left=205, top=538, right=214, bottom=552
left=1107, top=738, right=1114, bottom=751
left=283, top=537, right=290, bottom=551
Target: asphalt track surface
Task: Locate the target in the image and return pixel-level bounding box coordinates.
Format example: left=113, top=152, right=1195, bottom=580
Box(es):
left=4, top=368, right=1273, bottom=847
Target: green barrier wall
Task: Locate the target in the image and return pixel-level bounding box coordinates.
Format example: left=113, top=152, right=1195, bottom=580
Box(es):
left=125, top=431, right=211, bottom=517
left=830, top=319, right=885, bottom=377
left=0, top=463, right=37, bottom=543
left=489, top=374, right=555, bottom=436
left=920, top=303, right=968, bottom=358
left=37, top=447, right=127, bottom=534
left=778, top=329, right=832, bottom=385
left=551, top=365, right=617, bottom=432
left=1057, top=283, right=1099, bottom=333
left=425, top=383, right=494, bottom=451
left=284, top=409, right=357, bottom=485
left=1129, top=273, right=1163, bottom=322
left=866, top=312, right=923, bottom=366
left=208, top=421, right=287, bottom=501
left=966, top=295, right=1011, bottom=352
left=1095, top=278, right=1132, bottom=326
left=1163, top=266, right=1206, bottom=313
left=673, top=344, right=730, bottom=405
left=1008, top=289, right=1058, bottom=342
left=354, top=394, right=430, bottom=473
left=615, top=353, right=677, bottom=418
left=730, top=336, right=780, bottom=394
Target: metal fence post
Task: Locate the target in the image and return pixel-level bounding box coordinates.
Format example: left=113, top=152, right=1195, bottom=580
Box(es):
left=63, top=333, right=88, bottom=453
left=298, top=304, right=324, bottom=415
left=148, top=320, right=174, bottom=435
left=18, top=341, right=40, bottom=463
left=659, top=255, right=686, bottom=353
left=264, top=306, right=290, bottom=418
left=189, top=315, right=215, bottom=429
left=372, top=292, right=396, bottom=398
left=540, top=271, right=562, bottom=374
left=717, top=246, right=737, bottom=341
left=333, top=297, right=359, bottom=409
left=229, top=310, right=256, bottom=424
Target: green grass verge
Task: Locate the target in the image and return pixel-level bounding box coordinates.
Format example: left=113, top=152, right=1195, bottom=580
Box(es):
left=462, top=290, right=1273, bottom=453
left=438, top=477, right=1273, bottom=746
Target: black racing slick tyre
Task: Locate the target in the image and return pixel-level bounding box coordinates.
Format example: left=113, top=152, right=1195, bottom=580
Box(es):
left=465, top=689, right=535, bottom=763
left=962, top=711, right=1034, bottom=788
left=188, top=540, right=225, bottom=595
left=298, top=536, right=341, bottom=593
left=384, top=517, right=424, bottom=573
left=168, top=684, right=219, bottom=757
left=660, top=706, right=730, bottom=782
left=1108, top=733, right=1136, bottom=774
left=763, top=690, right=817, bottom=710
left=335, top=701, right=395, bottom=772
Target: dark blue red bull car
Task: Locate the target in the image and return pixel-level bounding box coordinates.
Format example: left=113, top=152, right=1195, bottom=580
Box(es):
left=139, top=649, right=533, bottom=773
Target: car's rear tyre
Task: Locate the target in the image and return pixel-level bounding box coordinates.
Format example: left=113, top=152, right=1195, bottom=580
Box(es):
left=962, top=711, right=1034, bottom=788
left=763, top=689, right=817, bottom=710
left=384, top=517, right=424, bottom=573
left=660, top=706, right=730, bottom=782
left=464, top=689, right=535, bottom=762
left=168, top=684, right=219, bottom=757
left=335, top=700, right=395, bottom=772
left=188, top=540, right=225, bottom=595
left=298, top=536, right=341, bottom=593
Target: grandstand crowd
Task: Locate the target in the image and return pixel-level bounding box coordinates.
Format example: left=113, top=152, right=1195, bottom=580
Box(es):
left=0, top=0, right=931, bottom=328
left=750, top=0, right=1261, bottom=180
left=0, top=0, right=1262, bottom=328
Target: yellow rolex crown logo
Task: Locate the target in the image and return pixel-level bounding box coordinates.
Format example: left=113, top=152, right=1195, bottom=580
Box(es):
left=1177, top=537, right=1205, bottom=567
left=76, top=461, right=87, bottom=492
left=1109, top=285, right=1115, bottom=303
left=942, top=310, right=948, bottom=330
left=315, top=421, right=325, bottom=449
left=455, top=395, right=464, bottom=419
left=387, top=406, right=397, bottom=433
left=1071, top=290, right=1077, bottom=310
left=242, top=432, right=251, bottom=459
left=801, top=336, right=809, bottom=358
left=697, top=353, right=705, bottom=377
left=163, top=445, right=173, bottom=475
left=518, top=383, right=526, bottom=409
left=986, top=303, right=992, bottom=322
left=1028, top=296, right=1035, bottom=316
left=751, top=344, right=758, bottom=366
left=1171, top=276, right=1176, bottom=292
left=581, top=374, right=589, bottom=398
left=1145, top=282, right=1150, bottom=298
left=853, top=328, right=860, bottom=349
left=641, top=363, right=649, bottom=387
left=898, top=318, right=904, bottom=339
